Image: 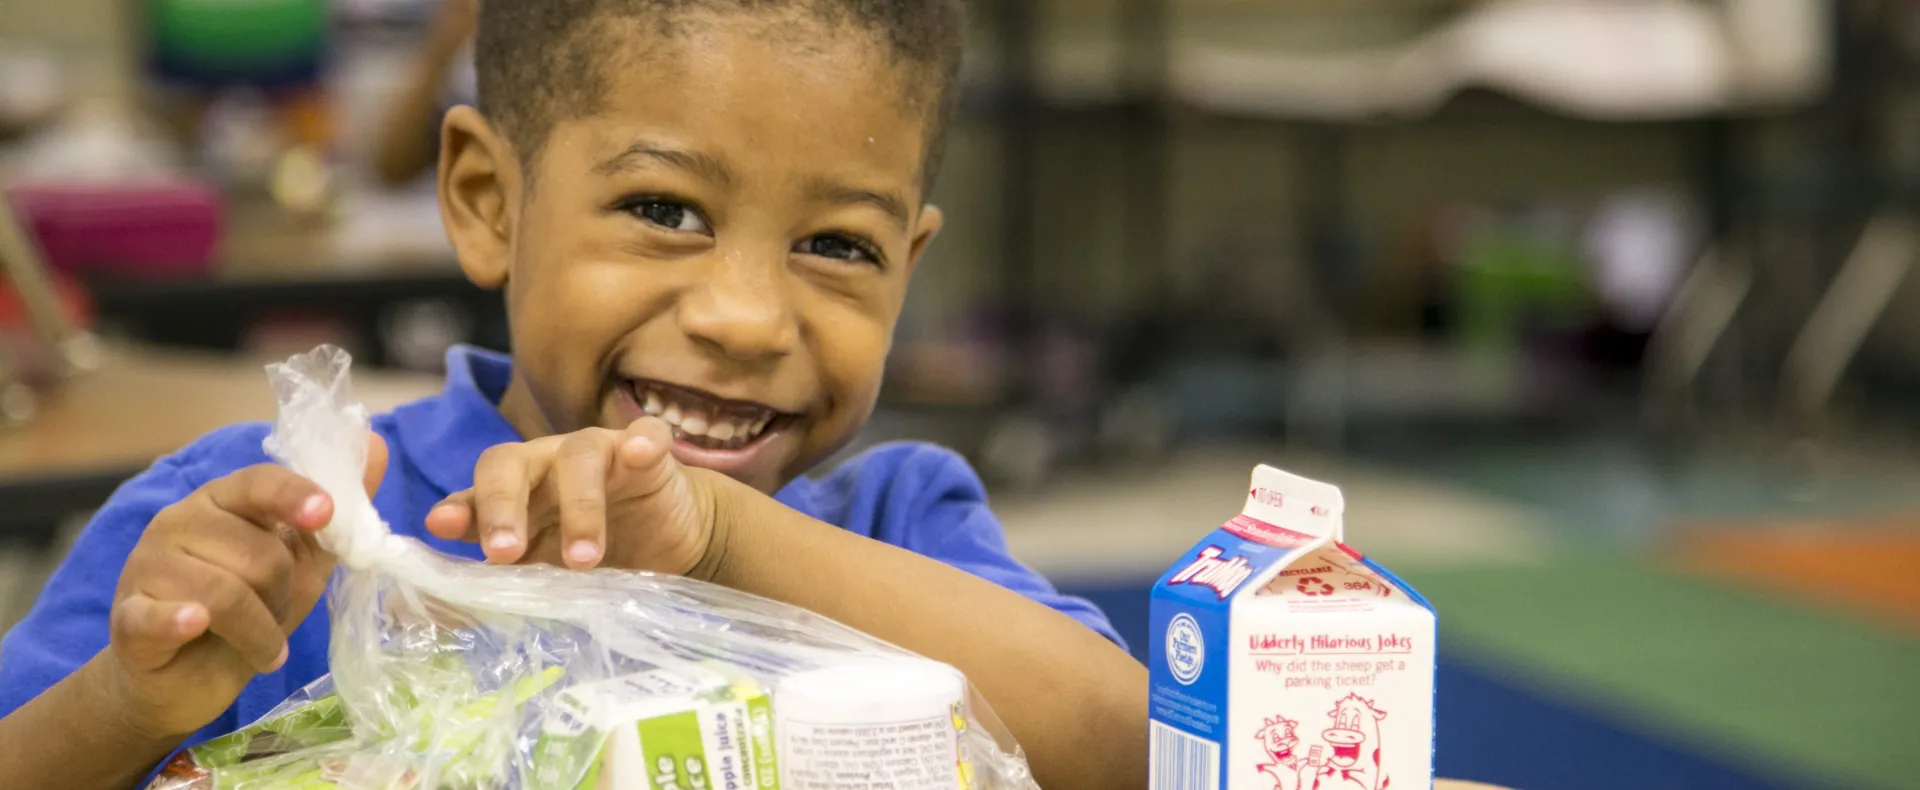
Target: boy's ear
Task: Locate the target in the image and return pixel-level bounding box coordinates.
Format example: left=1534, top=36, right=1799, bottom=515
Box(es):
left=438, top=106, right=522, bottom=290
left=905, top=204, right=945, bottom=273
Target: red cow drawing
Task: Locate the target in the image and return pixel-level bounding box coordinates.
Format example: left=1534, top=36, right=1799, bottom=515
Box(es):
left=1254, top=715, right=1316, bottom=790
left=1306, top=693, right=1387, bottom=790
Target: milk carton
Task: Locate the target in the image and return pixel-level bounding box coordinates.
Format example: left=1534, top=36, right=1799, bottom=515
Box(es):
left=1149, top=465, right=1436, bottom=790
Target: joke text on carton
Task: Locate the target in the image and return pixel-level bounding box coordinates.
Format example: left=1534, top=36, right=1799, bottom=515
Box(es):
left=1247, top=632, right=1418, bottom=690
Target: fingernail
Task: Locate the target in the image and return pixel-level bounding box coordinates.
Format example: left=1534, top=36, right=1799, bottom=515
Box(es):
left=487, top=530, right=519, bottom=552
left=298, top=494, right=329, bottom=524
left=567, top=541, right=601, bottom=566
left=174, top=606, right=200, bottom=634
left=269, top=643, right=288, bottom=672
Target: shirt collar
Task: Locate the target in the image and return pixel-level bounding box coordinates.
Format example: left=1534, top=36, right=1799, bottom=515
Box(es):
left=389, top=345, right=524, bottom=497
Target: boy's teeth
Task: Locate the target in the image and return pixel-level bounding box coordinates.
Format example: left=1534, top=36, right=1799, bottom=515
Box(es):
left=634, top=381, right=778, bottom=447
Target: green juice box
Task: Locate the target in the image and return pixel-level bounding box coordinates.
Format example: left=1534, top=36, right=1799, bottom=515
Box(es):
left=535, top=669, right=780, bottom=790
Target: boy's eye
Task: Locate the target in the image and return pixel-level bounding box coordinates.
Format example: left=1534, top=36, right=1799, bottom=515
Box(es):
left=625, top=199, right=710, bottom=234
left=795, top=234, right=881, bottom=266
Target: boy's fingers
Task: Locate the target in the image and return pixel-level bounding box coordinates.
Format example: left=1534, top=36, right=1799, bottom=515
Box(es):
left=147, top=556, right=289, bottom=674
left=424, top=493, right=477, bottom=541
left=204, top=465, right=331, bottom=532
left=110, top=595, right=208, bottom=672
left=198, top=578, right=291, bottom=675
left=364, top=432, right=391, bottom=497
left=472, top=444, right=536, bottom=563
left=617, top=418, right=682, bottom=497
left=175, top=515, right=298, bottom=623
left=280, top=537, right=335, bottom=632
left=553, top=430, right=617, bottom=569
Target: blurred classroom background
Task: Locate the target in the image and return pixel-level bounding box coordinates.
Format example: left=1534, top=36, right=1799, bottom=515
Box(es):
left=3, top=1, right=1917, bottom=788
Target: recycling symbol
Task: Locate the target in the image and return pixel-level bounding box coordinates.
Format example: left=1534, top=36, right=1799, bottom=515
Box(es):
left=1296, top=576, right=1335, bottom=596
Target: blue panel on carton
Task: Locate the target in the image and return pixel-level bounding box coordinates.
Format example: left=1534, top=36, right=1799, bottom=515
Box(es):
left=1149, top=531, right=1294, bottom=789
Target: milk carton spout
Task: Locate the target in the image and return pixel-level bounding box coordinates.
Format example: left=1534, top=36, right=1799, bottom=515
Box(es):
left=1243, top=464, right=1345, bottom=543
left=1149, top=465, right=1436, bottom=790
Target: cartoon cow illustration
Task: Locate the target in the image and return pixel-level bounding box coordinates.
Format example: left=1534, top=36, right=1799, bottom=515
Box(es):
left=1253, top=715, right=1316, bottom=790
left=1305, top=694, right=1387, bottom=790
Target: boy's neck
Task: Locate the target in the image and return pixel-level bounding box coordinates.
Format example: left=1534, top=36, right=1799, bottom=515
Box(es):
left=496, top=372, right=555, bottom=440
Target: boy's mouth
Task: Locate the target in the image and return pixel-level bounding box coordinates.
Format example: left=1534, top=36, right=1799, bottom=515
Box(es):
left=625, top=378, right=788, bottom=451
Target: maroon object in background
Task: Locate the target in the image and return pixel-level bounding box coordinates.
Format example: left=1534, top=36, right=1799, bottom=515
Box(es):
left=6, top=181, right=223, bottom=278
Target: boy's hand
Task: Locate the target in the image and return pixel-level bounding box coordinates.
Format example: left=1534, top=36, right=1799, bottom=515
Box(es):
left=423, top=418, right=720, bottom=577
left=104, top=435, right=388, bottom=739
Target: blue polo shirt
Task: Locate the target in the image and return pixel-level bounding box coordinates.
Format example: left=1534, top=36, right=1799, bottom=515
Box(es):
left=0, top=346, right=1118, bottom=756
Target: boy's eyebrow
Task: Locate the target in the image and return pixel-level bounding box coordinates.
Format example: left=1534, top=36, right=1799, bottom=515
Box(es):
left=592, top=142, right=734, bottom=186
left=809, top=179, right=911, bottom=231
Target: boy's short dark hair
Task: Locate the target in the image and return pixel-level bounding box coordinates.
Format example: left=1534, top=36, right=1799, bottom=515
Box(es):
left=474, top=0, right=966, bottom=193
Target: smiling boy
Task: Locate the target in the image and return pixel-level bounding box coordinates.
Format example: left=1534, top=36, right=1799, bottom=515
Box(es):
left=0, top=1, right=1149, bottom=788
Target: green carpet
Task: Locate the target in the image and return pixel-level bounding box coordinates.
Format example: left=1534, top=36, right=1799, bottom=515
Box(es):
left=1401, top=560, right=1920, bottom=790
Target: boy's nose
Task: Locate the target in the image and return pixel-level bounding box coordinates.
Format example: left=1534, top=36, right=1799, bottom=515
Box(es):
left=676, top=255, right=798, bottom=362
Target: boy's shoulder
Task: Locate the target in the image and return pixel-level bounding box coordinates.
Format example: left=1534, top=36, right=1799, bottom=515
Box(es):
left=780, top=440, right=987, bottom=541
left=802, top=440, right=978, bottom=494
left=157, top=421, right=276, bottom=487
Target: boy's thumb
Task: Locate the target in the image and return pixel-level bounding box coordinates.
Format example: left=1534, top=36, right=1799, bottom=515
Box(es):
left=364, top=432, right=391, bottom=496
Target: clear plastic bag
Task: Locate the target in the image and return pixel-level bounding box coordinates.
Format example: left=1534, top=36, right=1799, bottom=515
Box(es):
left=148, top=346, right=1039, bottom=790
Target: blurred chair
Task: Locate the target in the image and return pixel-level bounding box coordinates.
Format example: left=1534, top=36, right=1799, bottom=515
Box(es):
left=1641, top=243, right=1753, bottom=434
left=1780, top=211, right=1920, bottom=430
left=0, top=189, right=99, bottom=426
left=1646, top=210, right=1920, bottom=439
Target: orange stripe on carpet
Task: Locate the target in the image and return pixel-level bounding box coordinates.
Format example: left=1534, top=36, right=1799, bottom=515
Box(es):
left=1672, top=520, right=1920, bottom=634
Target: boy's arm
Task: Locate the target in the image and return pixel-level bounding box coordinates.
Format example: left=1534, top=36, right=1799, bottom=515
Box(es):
left=0, top=653, right=186, bottom=789
left=698, top=471, right=1149, bottom=790
left=0, top=461, right=199, bottom=789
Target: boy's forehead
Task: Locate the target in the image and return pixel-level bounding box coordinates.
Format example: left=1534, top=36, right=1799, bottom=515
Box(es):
left=543, top=16, right=932, bottom=189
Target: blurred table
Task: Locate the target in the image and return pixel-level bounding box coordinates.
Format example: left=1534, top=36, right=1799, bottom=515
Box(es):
left=214, top=198, right=456, bottom=280
left=83, top=199, right=508, bottom=370
left=0, top=342, right=440, bottom=544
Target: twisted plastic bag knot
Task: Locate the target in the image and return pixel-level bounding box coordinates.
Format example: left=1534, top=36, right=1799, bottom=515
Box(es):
left=262, top=345, right=399, bottom=569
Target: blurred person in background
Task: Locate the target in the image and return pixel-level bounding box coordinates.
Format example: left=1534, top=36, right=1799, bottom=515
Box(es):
left=370, top=0, right=477, bottom=186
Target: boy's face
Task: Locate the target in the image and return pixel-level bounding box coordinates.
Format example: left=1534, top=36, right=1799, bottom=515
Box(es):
left=440, top=16, right=943, bottom=493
